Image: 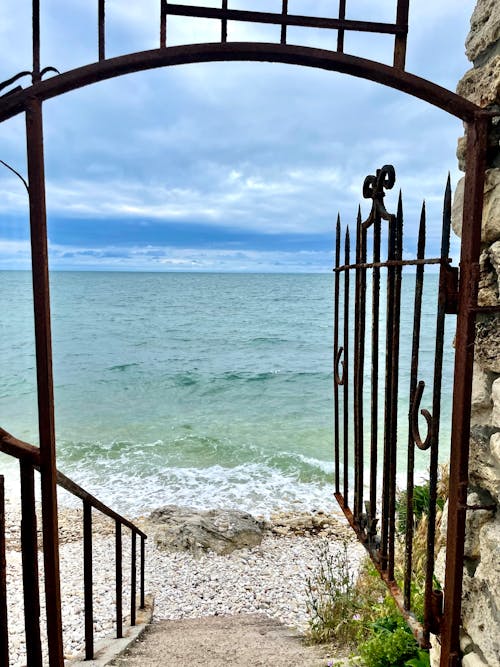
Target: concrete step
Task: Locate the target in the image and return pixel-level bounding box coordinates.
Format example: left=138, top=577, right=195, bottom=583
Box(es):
left=110, top=613, right=343, bottom=667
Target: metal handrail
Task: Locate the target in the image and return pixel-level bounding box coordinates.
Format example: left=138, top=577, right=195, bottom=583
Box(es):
left=0, top=426, right=147, bottom=663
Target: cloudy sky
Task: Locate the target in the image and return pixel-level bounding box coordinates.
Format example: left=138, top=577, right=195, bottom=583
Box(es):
left=0, top=0, right=475, bottom=272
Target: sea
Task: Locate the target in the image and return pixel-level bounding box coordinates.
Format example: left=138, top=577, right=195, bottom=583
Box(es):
left=0, top=271, right=455, bottom=517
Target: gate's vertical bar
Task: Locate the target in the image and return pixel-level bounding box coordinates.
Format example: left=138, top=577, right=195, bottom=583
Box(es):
left=0, top=476, right=8, bottom=666
left=26, top=96, right=64, bottom=667
left=140, top=536, right=146, bottom=610
left=404, top=203, right=426, bottom=610
left=369, top=211, right=381, bottom=542
left=388, top=195, right=403, bottom=581
left=354, top=208, right=366, bottom=523
left=116, top=521, right=123, bottom=638
left=423, top=177, right=452, bottom=642
left=160, top=0, right=167, bottom=47
left=343, top=226, right=350, bottom=504
left=20, top=461, right=42, bottom=667
left=381, top=206, right=397, bottom=571
left=393, top=0, right=409, bottom=70
left=440, top=117, right=488, bottom=667
left=221, top=0, right=228, bottom=43
left=131, top=531, right=137, bottom=626
left=84, top=501, right=94, bottom=660
left=281, top=0, right=288, bottom=45
left=334, top=215, right=341, bottom=495
left=98, top=0, right=106, bottom=61
left=337, top=0, right=346, bottom=53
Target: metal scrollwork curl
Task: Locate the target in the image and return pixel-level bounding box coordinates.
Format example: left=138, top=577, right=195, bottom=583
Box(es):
left=334, top=346, right=345, bottom=386
left=411, top=380, right=432, bottom=450
left=362, top=164, right=396, bottom=227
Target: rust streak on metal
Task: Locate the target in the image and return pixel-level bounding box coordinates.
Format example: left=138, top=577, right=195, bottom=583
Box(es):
left=84, top=502, right=94, bottom=660
left=0, top=45, right=483, bottom=124
left=131, top=531, right=137, bottom=626
left=440, top=116, right=489, bottom=667
left=26, top=95, right=64, bottom=666
left=20, top=462, right=43, bottom=666
left=0, top=476, right=8, bottom=666
left=116, top=521, right=123, bottom=639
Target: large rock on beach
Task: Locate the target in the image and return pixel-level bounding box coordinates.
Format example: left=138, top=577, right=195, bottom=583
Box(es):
left=148, top=505, right=267, bottom=555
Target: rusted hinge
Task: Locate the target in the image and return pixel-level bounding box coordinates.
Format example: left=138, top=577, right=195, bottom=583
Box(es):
left=440, top=264, right=459, bottom=314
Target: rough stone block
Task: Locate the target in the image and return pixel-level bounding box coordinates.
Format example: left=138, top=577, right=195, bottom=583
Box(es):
left=466, top=0, right=500, bottom=62
left=478, top=246, right=500, bottom=307
left=468, top=425, right=500, bottom=500
left=457, top=56, right=500, bottom=107
left=493, top=376, right=500, bottom=425
left=462, top=651, right=489, bottom=667
left=474, top=316, right=500, bottom=373
left=452, top=169, right=500, bottom=244
left=471, top=361, right=493, bottom=416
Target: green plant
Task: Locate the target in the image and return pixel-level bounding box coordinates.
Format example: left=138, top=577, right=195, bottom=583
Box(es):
left=405, top=649, right=431, bottom=667
left=305, top=539, right=364, bottom=646
left=359, top=625, right=418, bottom=667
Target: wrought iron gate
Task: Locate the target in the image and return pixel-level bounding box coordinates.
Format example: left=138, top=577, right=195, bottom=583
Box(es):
left=333, top=165, right=459, bottom=648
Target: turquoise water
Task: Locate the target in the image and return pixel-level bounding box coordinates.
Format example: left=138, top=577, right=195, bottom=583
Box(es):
left=0, top=271, right=455, bottom=515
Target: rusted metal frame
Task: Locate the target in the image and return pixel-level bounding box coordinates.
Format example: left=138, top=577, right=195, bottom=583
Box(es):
left=25, top=95, right=64, bottom=667
left=163, top=4, right=403, bottom=36
left=131, top=531, right=137, bottom=626
left=56, top=471, right=147, bottom=538
left=335, top=492, right=425, bottom=645
left=116, top=521, right=123, bottom=638
left=353, top=208, right=367, bottom=523
left=368, top=211, right=381, bottom=544
left=221, top=0, right=228, bottom=44
left=334, top=257, right=446, bottom=272
left=140, top=536, right=146, bottom=610
left=393, top=0, right=409, bottom=69
left=420, top=177, right=453, bottom=643
left=280, top=0, right=288, bottom=45
left=0, top=476, right=8, bottom=666
left=20, top=461, right=42, bottom=666
left=337, top=0, right=346, bottom=53
left=343, top=227, right=350, bottom=504
left=0, top=45, right=484, bottom=125
left=84, top=501, right=94, bottom=660
left=0, top=428, right=41, bottom=466
left=403, top=203, right=426, bottom=612
left=98, top=0, right=106, bottom=61
left=387, top=195, right=403, bottom=582
left=160, top=0, right=167, bottom=47
left=334, top=215, right=341, bottom=495
left=0, top=426, right=145, bottom=536
left=440, top=116, right=489, bottom=667
left=32, top=0, right=41, bottom=83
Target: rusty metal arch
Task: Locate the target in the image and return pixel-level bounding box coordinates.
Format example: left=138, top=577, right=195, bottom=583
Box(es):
left=0, top=43, right=483, bottom=124
left=0, top=3, right=492, bottom=666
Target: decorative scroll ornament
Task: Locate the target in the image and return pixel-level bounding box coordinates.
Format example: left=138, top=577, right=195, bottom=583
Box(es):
left=362, top=164, right=396, bottom=228
left=334, top=346, right=345, bottom=386
left=411, top=380, right=432, bottom=450
left=0, top=67, right=60, bottom=97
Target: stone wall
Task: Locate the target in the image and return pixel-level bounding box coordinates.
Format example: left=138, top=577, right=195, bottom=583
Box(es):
left=445, top=2, right=500, bottom=665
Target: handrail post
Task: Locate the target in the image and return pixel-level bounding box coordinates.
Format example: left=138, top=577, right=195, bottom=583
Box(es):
left=83, top=501, right=94, bottom=660
left=115, top=521, right=122, bottom=638
left=0, top=476, right=8, bottom=665
left=25, top=95, right=64, bottom=666
left=140, top=536, right=145, bottom=610
left=20, top=461, right=42, bottom=666
left=131, top=531, right=137, bottom=626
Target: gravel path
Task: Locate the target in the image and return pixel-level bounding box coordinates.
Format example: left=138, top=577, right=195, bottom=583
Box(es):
left=4, top=502, right=361, bottom=666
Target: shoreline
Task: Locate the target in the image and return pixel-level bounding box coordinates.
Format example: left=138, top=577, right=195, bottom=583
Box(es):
left=4, top=502, right=361, bottom=666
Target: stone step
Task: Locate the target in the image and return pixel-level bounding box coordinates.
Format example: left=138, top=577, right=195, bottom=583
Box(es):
left=109, top=613, right=344, bottom=667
